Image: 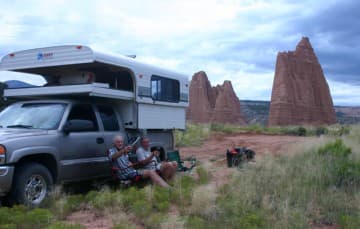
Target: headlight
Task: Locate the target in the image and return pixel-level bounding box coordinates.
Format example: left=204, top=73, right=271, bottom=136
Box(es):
left=0, top=145, right=6, bottom=164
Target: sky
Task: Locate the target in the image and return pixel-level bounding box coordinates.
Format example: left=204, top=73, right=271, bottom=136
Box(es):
left=0, top=0, right=359, bottom=106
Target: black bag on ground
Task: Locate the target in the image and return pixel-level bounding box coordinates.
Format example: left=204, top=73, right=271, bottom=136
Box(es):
left=226, top=147, right=255, bottom=167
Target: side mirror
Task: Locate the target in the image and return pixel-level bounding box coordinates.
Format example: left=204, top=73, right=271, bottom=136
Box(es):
left=63, top=120, right=95, bottom=134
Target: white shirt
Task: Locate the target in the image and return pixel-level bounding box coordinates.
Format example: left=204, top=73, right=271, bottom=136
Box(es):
left=136, top=146, right=160, bottom=170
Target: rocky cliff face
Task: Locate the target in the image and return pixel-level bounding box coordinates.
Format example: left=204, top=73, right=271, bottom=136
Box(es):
left=268, top=37, right=336, bottom=126
left=186, top=71, right=247, bottom=125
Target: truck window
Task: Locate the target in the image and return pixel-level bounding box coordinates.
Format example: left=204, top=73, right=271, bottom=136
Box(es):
left=67, top=104, right=98, bottom=131
left=151, top=75, right=180, bottom=102
left=97, top=105, right=120, bottom=131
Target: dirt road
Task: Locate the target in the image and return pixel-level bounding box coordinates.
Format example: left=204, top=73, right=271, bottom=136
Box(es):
left=180, top=133, right=316, bottom=160
left=180, top=133, right=318, bottom=187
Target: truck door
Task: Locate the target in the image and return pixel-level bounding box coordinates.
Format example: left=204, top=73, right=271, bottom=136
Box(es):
left=58, top=104, right=107, bottom=181
left=96, top=105, right=124, bottom=175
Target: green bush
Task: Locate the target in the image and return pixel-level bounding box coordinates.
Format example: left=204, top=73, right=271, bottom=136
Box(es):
left=186, top=216, right=207, bottom=229
left=175, top=124, right=211, bottom=147
left=315, top=126, right=328, bottom=136
left=152, top=187, right=170, bottom=212
left=171, top=175, right=197, bottom=206
left=196, top=166, right=211, bottom=185
left=63, top=195, right=86, bottom=213
left=46, top=221, right=84, bottom=229
left=296, top=127, right=307, bottom=136
left=89, top=189, right=123, bottom=209
left=234, top=211, right=266, bottom=229
left=113, top=224, right=137, bottom=229
left=316, top=139, right=360, bottom=188
left=318, top=139, right=352, bottom=157
left=131, top=199, right=152, bottom=218
left=201, top=139, right=360, bottom=228
left=0, top=206, right=54, bottom=228
left=338, top=215, right=360, bottom=229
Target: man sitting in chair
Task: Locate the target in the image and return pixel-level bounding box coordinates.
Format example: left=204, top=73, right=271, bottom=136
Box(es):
left=108, top=135, right=170, bottom=188
left=136, top=137, right=178, bottom=181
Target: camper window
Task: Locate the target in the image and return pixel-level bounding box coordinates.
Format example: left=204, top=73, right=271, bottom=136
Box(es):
left=96, top=70, right=133, bottom=91
left=151, top=75, right=180, bottom=103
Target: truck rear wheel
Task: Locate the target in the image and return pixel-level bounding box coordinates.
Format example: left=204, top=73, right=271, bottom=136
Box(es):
left=11, top=163, right=53, bottom=206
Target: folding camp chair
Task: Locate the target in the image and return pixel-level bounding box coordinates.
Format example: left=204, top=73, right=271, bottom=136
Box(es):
left=166, top=150, right=196, bottom=172
left=106, top=150, right=143, bottom=187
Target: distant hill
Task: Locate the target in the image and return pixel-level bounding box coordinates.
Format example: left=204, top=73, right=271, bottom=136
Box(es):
left=240, top=100, right=270, bottom=125
left=241, top=100, right=360, bottom=125
left=4, top=80, right=35, bottom=88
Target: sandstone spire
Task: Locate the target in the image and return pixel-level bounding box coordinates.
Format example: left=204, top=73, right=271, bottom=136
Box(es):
left=186, top=71, right=247, bottom=124
left=268, top=37, right=336, bottom=126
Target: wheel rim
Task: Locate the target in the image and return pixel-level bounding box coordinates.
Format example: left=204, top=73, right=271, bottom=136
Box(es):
left=24, top=174, right=47, bottom=205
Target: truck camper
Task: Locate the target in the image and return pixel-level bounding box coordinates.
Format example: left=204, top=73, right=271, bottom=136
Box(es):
left=0, top=45, right=189, bottom=205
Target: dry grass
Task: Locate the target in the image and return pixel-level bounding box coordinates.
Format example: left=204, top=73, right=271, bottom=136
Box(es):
left=1, top=125, right=359, bottom=228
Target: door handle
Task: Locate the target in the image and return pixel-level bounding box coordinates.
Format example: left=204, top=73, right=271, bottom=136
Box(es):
left=96, top=137, right=104, bottom=144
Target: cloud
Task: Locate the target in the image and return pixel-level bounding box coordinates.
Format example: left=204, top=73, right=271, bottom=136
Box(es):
left=0, top=0, right=359, bottom=105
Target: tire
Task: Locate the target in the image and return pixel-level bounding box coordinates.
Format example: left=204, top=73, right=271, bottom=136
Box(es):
left=10, top=163, right=53, bottom=207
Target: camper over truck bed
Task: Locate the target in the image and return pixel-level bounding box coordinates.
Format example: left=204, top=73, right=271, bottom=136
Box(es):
left=0, top=45, right=189, bottom=130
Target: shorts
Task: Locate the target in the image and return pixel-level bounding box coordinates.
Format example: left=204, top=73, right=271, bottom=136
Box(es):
left=138, top=163, right=162, bottom=173
left=120, top=170, right=143, bottom=180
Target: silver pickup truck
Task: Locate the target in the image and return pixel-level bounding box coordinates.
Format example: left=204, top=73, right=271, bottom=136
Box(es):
left=0, top=99, right=173, bottom=206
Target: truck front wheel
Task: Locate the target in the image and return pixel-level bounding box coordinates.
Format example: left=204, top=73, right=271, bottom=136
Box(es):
left=11, top=163, right=53, bottom=206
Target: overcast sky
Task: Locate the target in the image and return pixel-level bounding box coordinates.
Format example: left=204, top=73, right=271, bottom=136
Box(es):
left=0, top=0, right=359, bottom=106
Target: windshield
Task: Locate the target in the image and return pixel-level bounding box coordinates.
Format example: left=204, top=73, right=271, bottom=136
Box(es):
left=0, top=103, right=66, bottom=130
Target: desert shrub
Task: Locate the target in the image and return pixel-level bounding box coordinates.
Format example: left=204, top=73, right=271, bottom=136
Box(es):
left=89, top=189, right=123, bottom=209
left=152, top=186, right=170, bottom=212
left=63, top=195, right=86, bottom=213
left=143, top=213, right=166, bottom=229
left=121, top=187, right=146, bottom=209
left=315, top=126, right=328, bottom=136
left=318, top=139, right=352, bottom=157
left=196, top=166, right=211, bottom=185
left=113, top=224, right=137, bottom=229
left=197, top=139, right=360, bottom=228
left=131, top=199, right=152, bottom=218
left=186, top=216, right=207, bottom=229
left=46, top=221, right=84, bottom=229
left=0, top=206, right=54, bottom=228
left=317, top=139, right=360, bottom=188
left=188, top=185, right=218, bottom=220
left=210, top=123, right=242, bottom=134
left=175, top=124, right=211, bottom=146
left=338, top=215, right=360, bottom=229
left=233, top=211, right=266, bottom=229
left=296, top=126, right=307, bottom=136
left=327, top=125, right=351, bottom=136
left=171, top=175, right=197, bottom=207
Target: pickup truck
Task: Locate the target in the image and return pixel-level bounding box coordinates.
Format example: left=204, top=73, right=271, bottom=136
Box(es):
left=0, top=99, right=173, bottom=206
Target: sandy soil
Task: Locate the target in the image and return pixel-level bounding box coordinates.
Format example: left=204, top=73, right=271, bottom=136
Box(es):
left=180, top=132, right=315, bottom=160
left=66, top=133, right=316, bottom=228
left=66, top=210, right=113, bottom=229
left=180, top=133, right=317, bottom=188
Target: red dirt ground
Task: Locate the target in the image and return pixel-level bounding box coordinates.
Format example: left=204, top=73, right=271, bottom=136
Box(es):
left=66, top=133, right=316, bottom=228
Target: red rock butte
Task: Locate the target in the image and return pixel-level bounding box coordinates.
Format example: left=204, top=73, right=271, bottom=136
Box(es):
left=186, top=71, right=247, bottom=125
left=268, top=37, right=336, bottom=126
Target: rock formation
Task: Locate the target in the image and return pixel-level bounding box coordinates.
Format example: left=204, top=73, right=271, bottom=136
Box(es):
left=268, top=37, right=336, bottom=126
left=186, top=71, right=247, bottom=125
